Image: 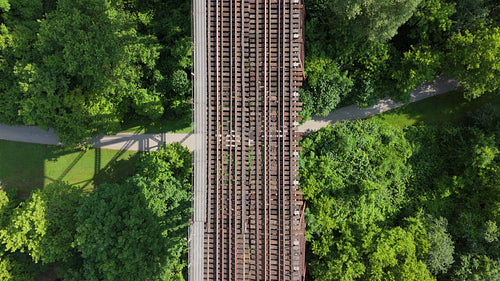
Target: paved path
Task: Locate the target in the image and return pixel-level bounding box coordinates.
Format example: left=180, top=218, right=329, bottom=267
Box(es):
left=298, top=75, right=460, bottom=133
left=0, top=124, right=195, bottom=151
left=0, top=76, right=459, bottom=151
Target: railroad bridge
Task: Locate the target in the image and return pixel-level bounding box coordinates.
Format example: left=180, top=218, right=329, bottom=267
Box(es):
left=190, top=0, right=305, bottom=279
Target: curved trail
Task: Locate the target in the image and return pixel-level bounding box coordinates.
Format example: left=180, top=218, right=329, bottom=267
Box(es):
left=298, top=76, right=459, bottom=133
left=0, top=76, right=459, bottom=151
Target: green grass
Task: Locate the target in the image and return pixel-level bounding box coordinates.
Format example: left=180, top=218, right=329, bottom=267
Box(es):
left=369, top=89, right=500, bottom=128
left=120, top=112, right=193, bottom=134
left=0, top=140, right=139, bottom=198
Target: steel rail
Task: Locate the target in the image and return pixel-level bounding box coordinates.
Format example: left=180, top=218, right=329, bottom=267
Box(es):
left=199, top=1, right=305, bottom=280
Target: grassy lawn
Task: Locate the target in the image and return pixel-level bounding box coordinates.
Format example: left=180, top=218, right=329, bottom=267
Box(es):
left=120, top=112, right=193, bottom=134
left=369, top=89, right=500, bottom=128
left=0, top=140, right=139, bottom=198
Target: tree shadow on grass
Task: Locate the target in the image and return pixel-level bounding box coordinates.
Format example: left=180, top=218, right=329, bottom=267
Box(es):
left=0, top=140, right=140, bottom=199
left=372, top=89, right=500, bottom=129
left=93, top=152, right=140, bottom=186
left=0, top=140, right=48, bottom=199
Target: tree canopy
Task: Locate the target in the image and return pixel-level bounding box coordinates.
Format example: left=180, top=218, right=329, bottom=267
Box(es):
left=300, top=121, right=434, bottom=280
left=301, top=0, right=500, bottom=120
left=300, top=107, right=500, bottom=280
left=0, top=143, right=192, bottom=280
left=0, top=0, right=191, bottom=144
left=0, top=182, right=82, bottom=264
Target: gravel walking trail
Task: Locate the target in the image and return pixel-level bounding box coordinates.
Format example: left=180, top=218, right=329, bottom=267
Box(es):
left=0, top=76, right=459, bottom=151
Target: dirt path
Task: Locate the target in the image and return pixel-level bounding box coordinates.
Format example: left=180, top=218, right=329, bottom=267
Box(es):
left=0, top=76, right=459, bottom=151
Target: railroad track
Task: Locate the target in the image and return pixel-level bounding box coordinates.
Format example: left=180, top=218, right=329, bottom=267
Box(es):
left=191, top=0, right=305, bottom=279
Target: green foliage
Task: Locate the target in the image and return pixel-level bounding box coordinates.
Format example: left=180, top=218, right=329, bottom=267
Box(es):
left=0, top=190, right=10, bottom=224
left=68, top=143, right=191, bottom=280
left=170, top=69, right=190, bottom=98
left=0, top=252, right=41, bottom=281
left=301, top=106, right=500, bottom=279
left=424, top=216, right=455, bottom=275
left=300, top=57, right=353, bottom=119
left=401, top=121, right=499, bottom=279
left=451, top=254, right=500, bottom=281
left=405, top=0, right=456, bottom=45
left=0, top=0, right=9, bottom=12
left=392, top=44, right=441, bottom=100
left=445, top=24, right=500, bottom=99
left=0, top=189, right=46, bottom=280
left=133, top=89, right=164, bottom=120
left=71, top=177, right=189, bottom=281
left=0, top=182, right=82, bottom=264
left=452, top=0, right=498, bottom=32
left=301, top=120, right=418, bottom=280
left=323, top=0, right=422, bottom=43
left=466, top=103, right=500, bottom=136
left=137, top=142, right=192, bottom=183
left=0, top=0, right=192, bottom=144
left=302, top=0, right=422, bottom=115
left=367, top=221, right=434, bottom=281
left=302, top=0, right=500, bottom=118
left=0, top=143, right=191, bottom=279
left=301, top=120, right=411, bottom=205
left=22, top=0, right=165, bottom=143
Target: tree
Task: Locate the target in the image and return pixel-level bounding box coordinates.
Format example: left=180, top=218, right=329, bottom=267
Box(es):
left=404, top=122, right=499, bottom=280
left=452, top=0, right=498, bottom=32
left=302, top=0, right=422, bottom=115
left=0, top=182, right=82, bottom=264
left=301, top=120, right=419, bottom=280
left=0, top=251, right=40, bottom=281
left=445, top=24, right=500, bottom=99
left=70, top=175, right=190, bottom=281
left=451, top=254, right=500, bottom=281
left=391, top=44, right=442, bottom=98
left=300, top=57, right=353, bottom=120
left=405, top=0, right=456, bottom=46
left=136, top=142, right=192, bottom=183
left=26, top=0, right=163, bottom=143
left=424, top=216, right=455, bottom=275
left=0, top=0, right=9, bottom=12
left=367, top=221, right=434, bottom=281
left=69, top=144, right=191, bottom=280
left=387, top=0, right=455, bottom=100
left=322, top=0, right=423, bottom=43
left=0, top=0, right=194, bottom=144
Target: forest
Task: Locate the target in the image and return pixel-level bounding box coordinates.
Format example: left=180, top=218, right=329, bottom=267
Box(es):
left=301, top=107, right=500, bottom=280
left=0, top=0, right=499, bottom=280
left=1, top=0, right=499, bottom=142
left=0, top=0, right=191, bottom=144
left=301, top=0, right=499, bottom=120
left=298, top=2, right=500, bottom=279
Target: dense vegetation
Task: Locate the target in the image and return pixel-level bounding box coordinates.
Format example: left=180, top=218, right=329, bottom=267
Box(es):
left=300, top=4, right=500, bottom=277
left=301, top=0, right=500, bottom=120
left=1, top=0, right=499, bottom=280
left=0, top=143, right=191, bottom=280
left=2, top=0, right=498, bottom=140
left=300, top=103, right=500, bottom=280
left=0, top=0, right=191, bottom=144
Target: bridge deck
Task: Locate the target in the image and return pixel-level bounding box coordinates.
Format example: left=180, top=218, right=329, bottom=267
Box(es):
left=191, top=0, right=305, bottom=280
